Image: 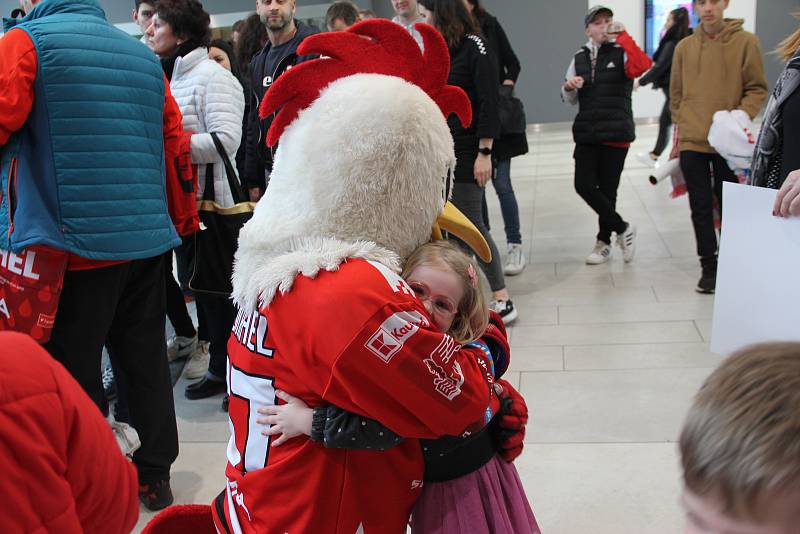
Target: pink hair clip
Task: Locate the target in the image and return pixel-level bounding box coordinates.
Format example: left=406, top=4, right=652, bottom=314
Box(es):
left=466, top=265, right=478, bottom=289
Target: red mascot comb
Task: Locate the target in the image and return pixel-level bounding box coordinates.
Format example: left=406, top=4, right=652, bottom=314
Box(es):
left=259, top=19, right=472, bottom=147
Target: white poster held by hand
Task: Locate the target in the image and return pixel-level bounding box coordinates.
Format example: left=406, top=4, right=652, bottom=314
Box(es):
left=710, top=182, right=800, bottom=356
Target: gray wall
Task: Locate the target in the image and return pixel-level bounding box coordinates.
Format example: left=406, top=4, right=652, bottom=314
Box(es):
left=481, top=0, right=585, bottom=123
left=756, top=0, right=800, bottom=92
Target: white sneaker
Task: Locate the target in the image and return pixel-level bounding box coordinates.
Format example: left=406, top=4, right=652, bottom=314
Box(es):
left=167, top=333, right=198, bottom=362
left=184, top=341, right=210, bottom=380
left=489, top=299, right=518, bottom=325
left=617, top=223, right=637, bottom=263
left=636, top=151, right=658, bottom=168
left=586, top=241, right=613, bottom=265
left=503, top=243, right=526, bottom=276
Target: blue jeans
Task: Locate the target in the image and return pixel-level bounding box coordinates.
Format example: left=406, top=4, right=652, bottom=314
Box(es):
left=482, top=158, right=522, bottom=245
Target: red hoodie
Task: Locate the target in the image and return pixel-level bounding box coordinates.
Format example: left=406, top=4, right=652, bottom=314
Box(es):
left=0, top=332, right=139, bottom=533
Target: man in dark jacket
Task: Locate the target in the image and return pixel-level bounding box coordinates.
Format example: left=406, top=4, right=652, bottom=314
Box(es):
left=245, top=0, right=318, bottom=201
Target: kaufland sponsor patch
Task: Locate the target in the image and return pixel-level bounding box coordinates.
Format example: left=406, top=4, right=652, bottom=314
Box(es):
left=366, top=311, right=429, bottom=363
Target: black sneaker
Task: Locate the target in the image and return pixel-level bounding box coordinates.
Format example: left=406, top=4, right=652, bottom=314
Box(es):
left=489, top=299, right=518, bottom=325
left=696, top=274, right=716, bottom=294
left=221, top=394, right=229, bottom=412
left=139, top=478, right=174, bottom=511
left=697, top=256, right=717, bottom=294
left=185, top=376, right=227, bottom=400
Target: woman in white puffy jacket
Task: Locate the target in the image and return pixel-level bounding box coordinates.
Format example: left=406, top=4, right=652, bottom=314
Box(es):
left=147, top=0, right=245, bottom=403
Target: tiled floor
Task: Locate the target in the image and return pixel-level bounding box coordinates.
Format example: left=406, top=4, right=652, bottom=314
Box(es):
left=135, top=123, right=719, bottom=533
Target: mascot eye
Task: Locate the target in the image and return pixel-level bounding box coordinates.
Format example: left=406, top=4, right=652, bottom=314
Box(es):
left=442, top=167, right=452, bottom=202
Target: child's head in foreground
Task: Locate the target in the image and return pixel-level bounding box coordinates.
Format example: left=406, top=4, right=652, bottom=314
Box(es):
left=679, top=342, right=800, bottom=534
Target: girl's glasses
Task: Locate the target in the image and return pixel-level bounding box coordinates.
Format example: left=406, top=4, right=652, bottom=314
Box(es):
left=408, top=282, right=457, bottom=316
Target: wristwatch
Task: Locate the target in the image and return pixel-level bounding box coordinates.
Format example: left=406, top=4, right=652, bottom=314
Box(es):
left=478, top=147, right=492, bottom=156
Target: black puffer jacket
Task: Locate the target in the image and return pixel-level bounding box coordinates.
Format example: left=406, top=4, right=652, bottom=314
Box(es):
left=572, top=43, right=635, bottom=144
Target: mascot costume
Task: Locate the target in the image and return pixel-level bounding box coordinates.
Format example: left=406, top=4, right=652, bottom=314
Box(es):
left=147, top=19, right=513, bottom=534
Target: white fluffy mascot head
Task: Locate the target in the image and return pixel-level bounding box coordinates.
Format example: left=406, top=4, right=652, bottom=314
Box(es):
left=232, top=20, right=490, bottom=312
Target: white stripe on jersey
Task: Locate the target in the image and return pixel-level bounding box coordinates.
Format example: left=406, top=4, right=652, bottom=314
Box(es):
left=227, top=365, right=276, bottom=473
left=225, top=483, right=245, bottom=534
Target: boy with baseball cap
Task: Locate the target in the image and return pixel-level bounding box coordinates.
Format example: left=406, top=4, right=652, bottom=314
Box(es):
left=562, top=6, right=651, bottom=265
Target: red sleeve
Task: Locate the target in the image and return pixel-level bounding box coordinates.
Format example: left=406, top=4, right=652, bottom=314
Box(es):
left=162, top=76, right=199, bottom=235
left=0, top=333, right=138, bottom=533
left=616, top=31, right=652, bottom=80
left=54, top=342, right=140, bottom=533
left=323, top=301, right=497, bottom=439
left=0, top=29, right=37, bottom=146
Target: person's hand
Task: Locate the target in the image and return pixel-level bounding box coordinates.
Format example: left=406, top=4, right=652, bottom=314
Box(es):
left=248, top=187, right=262, bottom=202
left=474, top=154, right=492, bottom=186
left=502, top=79, right=515, bottom=87
left=256, top=390, right=313, bottom=446
left=774, top=169, right=800, bottom=217
left=563, top=76, right=584, bottom=91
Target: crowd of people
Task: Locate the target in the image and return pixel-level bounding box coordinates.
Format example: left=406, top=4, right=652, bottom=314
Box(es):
left=1, top=0, right=800, bottom=532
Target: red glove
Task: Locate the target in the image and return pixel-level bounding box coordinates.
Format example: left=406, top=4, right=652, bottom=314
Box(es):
left=491, top=378, right=528, bottom=462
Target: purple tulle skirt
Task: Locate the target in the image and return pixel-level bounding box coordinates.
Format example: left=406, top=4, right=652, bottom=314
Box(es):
left=410, top=455, right=541, bottom=534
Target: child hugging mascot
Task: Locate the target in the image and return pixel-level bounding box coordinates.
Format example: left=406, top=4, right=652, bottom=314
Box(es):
left=144, top=19, right=526, bottom=534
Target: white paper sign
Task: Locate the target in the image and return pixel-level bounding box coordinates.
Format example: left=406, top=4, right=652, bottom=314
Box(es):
left=710, top=182, right=800, bottom=355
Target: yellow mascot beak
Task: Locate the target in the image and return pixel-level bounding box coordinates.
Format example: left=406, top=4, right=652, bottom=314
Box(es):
left=432, top=201, right=492, bottom=263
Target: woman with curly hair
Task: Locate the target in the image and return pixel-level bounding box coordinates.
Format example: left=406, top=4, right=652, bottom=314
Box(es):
left=146, top=0, right=245, bottom=404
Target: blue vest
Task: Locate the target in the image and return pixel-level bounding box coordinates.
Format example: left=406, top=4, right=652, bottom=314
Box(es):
left=0, top=0, right=179, bottom=260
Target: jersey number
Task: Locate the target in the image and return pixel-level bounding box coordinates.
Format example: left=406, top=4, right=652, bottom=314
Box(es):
left=227, top=365, right=276, bottom=473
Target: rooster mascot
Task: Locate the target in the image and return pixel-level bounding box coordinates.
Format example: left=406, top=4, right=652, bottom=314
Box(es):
left=144, top=19, right=511, bottom=534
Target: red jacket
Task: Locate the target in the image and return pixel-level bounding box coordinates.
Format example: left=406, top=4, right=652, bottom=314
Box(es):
left=0, top=332, right=138, bottom=533
left=0, top=29, right=198, bottom=271
left=215, top=259, right=497, bottom=534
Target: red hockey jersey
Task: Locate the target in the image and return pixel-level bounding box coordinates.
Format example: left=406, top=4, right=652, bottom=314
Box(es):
left=214, top=258, right=496, bottom=534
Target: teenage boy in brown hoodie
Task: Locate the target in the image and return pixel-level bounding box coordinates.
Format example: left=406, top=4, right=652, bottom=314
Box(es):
left=670, top=0, right=767, bottom=294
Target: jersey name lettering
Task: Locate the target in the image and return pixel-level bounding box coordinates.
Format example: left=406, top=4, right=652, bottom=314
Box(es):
left=232, top=308, right=274, bottom=357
